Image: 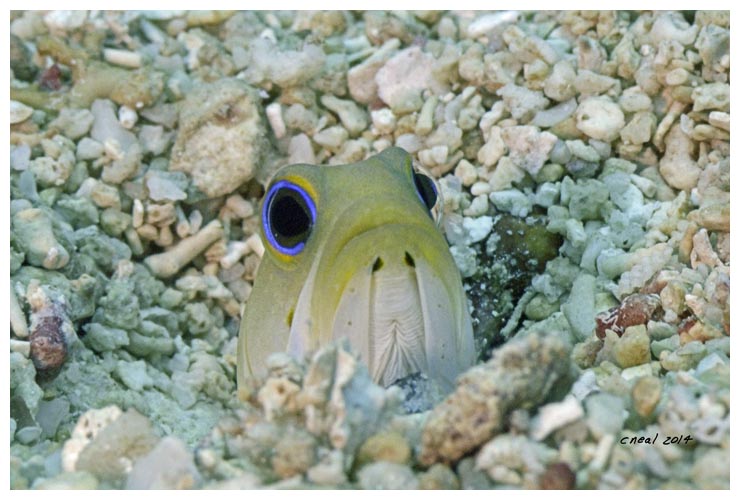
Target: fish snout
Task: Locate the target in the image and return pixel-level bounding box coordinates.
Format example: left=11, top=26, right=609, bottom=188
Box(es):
left=333, top=243, right=472, bottom=390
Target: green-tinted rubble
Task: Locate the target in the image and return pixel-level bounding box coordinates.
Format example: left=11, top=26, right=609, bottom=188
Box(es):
left=10, top=352, right=43, bottom=419
left=9, top=8, right=731, bottom=491
left=82, top=323, right=129, bottom=353
left=12, top=208, right=70, bottom=270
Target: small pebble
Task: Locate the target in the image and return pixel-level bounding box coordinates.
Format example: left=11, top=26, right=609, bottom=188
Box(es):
left=631, top=376, right=662, bottom=418
left=357, top=462, right=419, bottom=490
left=10, top=100, right=34, bottom=124
left=103, top=48, right=143, bottom=68
left=539, top=462, right=576, bottom=489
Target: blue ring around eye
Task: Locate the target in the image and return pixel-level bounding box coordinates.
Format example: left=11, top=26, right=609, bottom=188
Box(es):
left=262, top=179, right=317, bottom=256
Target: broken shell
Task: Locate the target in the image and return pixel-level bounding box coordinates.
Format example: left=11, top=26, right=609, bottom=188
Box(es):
left=595, top=293, right=662, bottom=339
left=26, top=282, right=75, bottom=379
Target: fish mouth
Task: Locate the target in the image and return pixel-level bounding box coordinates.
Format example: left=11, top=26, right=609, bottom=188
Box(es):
left=286, top=223, right=475, bottom=391
left=338, top=250, right=428, bottom=388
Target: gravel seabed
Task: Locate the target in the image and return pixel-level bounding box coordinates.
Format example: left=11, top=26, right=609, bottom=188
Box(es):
left=9, top=10, right=730, bottom=489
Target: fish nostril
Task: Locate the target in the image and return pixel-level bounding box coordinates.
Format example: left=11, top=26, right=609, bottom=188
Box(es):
left=286, top=307, right=295, bottom=327
left=372, top=257, right=384, bottom=272
left=404, top=252, right=415, bottom=268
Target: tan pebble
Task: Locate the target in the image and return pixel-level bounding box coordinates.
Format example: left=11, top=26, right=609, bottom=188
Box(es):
left=684, top=294, right=705, bottom=317
left=658, top=124, right=700, bottom=191
left=454, top=159, right=478, bottom=186
left=575, top=97, right=624, bottom=142
left=429, top=151, right=462, bottom=177
left=103, top=48, right=142, bottom=68
left=690, top=228, right=722, bottom=268
left=10, top=100, right=34, bottom=124
left=660, top=281, right=687, bottom=317
left=677, top=221, right=699, bottom=264
left=272, top=430, right=317, bottom=479
left=691, top=124, right=729, bottom=141
left=664, top=67, right=689, bottom=86
left=477, top=126, right=506, bottom=167
left=205, top=240, right=227, bottom=264
left=708, top=111, right=730, bottom=131
left=418, top=463, right=460, bottom=490
left=612, top=325, right=651, bottom=369
left=146, top=202, right=177, bottom=226
left=357, top=431, right=411, bottom=466
left=470, top=181, right=492, bottom=196
left=653, top=101, right=687, bottom=151
left=347, top=38, right=400, bottom=104
left=257, top=377, right=300, bottom=420
left=631, top=375, right=662, bottom=417
left=715, top=233, right=729, bottom=263
left=174, top=205, right=190, bottom=238
left=544, top=60, right=577, bottom=102
left=144, top=220, right=224, bottom=278
left=246, top=233, right=264, bottom=258
left=103, top=139, right=124, bottom=161
left=225, top=194, right=255, bottom=219
left=155, top=224, right=174, bottom=247
left=131, top=199, right=145, bottom=228
left=136, top=223, right=159, bottom=241
left=688, top=204, right=729, bottom=232
left=202, top=262, right=219, bottom=276
left=680, top=320, right=724, bottom=344
left=175, top=219, right=191, bottom=239
left=415, top=96, right=437, bottom=135
left=90, top=181, right=121, bottom=210
left=221, top=298, right=241, bottom=318
left=242, top=254, right=261, bottom=281
left=418, top=145, right=449, bottom=167
left=10, top=339, right=31, bottom=356
left=620, top=111, right=656, bottom=145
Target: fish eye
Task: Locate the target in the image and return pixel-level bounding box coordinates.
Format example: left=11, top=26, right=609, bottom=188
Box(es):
left=411, top=163, right=443, bottom=225
left=262, top=180, right=316, bottom=255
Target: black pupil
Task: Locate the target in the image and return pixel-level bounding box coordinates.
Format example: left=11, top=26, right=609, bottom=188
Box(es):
left=413, top=172, right=437, bottom=211
left=269, top=188, right=312, bottom=248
